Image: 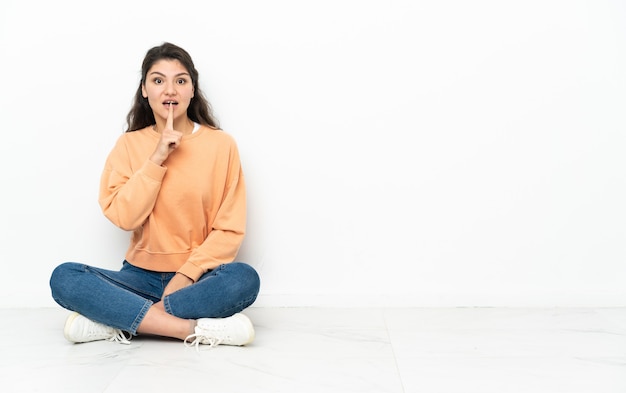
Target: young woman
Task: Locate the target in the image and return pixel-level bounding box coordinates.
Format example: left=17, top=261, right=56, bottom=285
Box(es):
left=50, top=42, right=260, bottom=349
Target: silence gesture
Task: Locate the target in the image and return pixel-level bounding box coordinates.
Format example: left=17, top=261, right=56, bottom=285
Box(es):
left=150, top=102, right=183, bottom=166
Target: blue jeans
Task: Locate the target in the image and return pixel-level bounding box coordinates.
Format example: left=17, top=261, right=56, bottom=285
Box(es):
left=50, top=261, right=260, bottom=335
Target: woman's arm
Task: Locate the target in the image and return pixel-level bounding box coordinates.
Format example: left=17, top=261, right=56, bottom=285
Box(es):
left=98, top=136, right=167, bottom=231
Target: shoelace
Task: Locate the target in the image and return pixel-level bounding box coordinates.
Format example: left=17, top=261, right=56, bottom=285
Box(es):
left=184, top=333, right=223, bottom=351
left=86, top=327, right=131, bottom=345
left=108, top=330, right=132, bottom=345
left=88, top=325, right=133, bottom=345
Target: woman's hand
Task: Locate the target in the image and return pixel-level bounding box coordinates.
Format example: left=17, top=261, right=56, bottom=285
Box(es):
left=162, top=272, right=193, bottom=300
left=150, top=103, right=183, bottom=166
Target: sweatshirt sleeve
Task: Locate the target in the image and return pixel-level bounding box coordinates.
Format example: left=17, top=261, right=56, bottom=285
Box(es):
left=98, top=136, right=167, bottom=231
left=177, top=143, right=247, bottom=281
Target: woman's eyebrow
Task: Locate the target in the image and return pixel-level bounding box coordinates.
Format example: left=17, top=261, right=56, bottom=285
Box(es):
left=148, top=71, right=190, bottom=77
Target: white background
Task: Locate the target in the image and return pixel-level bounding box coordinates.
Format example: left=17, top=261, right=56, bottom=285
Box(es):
left=0, top=0, right=624, bottom=308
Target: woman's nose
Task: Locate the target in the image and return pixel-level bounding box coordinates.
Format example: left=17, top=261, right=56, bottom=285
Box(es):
left=165, top=82, right=177, bottom=95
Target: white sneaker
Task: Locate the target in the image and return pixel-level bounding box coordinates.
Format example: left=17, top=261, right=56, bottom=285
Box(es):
left=63, top=312, right=131, bottom=344
left=184, top=313, right=255, bottom=350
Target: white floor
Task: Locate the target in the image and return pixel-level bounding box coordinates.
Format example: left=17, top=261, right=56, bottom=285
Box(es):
left=2, top=307, right=625, bottom=393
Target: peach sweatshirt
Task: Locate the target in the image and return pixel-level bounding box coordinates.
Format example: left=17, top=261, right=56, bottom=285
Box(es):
left=98, top=125, right=246, bottom=282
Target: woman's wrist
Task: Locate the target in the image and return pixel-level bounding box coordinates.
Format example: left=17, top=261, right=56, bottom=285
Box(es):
left=149, top=153, right=165, bottom=166
left=176, top=271, right=194, bottom=283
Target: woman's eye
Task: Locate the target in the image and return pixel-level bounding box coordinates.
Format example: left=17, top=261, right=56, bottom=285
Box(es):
left=177, top=79, right=187, bottom=85
left=154, top=78, right=163, bottom=84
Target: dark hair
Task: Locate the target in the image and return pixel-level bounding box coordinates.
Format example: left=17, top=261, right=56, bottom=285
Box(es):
left=125, top=42, right=219, bottom=132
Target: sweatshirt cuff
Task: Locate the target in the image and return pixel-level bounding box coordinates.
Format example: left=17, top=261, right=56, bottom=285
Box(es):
left=141, top=159, right=168, bottom=181
left=177, top=262, right=205, bottom=283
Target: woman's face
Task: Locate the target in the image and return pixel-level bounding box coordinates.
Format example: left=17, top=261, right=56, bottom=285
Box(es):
left=142, top=59, right=195, bottom=123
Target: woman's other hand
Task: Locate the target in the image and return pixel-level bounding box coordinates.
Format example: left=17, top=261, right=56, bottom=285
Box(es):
left=162, top=272, right=193, bottom=299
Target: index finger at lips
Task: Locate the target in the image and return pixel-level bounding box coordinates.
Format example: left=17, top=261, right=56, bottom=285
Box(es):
left=166, top=102, right=174, bottom=130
